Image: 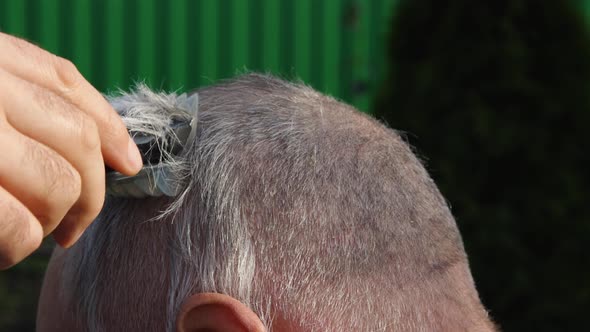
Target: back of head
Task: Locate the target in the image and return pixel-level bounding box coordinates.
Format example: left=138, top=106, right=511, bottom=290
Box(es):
left=44, top=74, right=494, bottom=331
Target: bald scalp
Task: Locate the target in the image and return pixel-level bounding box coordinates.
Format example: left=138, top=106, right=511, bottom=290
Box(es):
left=55, top=74, right=494, bottom=331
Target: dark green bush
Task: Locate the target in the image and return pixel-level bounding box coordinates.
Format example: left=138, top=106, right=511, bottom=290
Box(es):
left=375, top=0, right=590, bottom=330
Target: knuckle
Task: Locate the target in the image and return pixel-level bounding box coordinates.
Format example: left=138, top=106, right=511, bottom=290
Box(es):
left=25, top=140, right=82, bottom=212
left=6, top=35, right=60, bottom=82
left=79, top=115, right=101, bottom=151
left=42, top=167, right=82, bottom=229
left=31, top=84, right=75, bottom=118
left=31, top=86, right=100, bottom=152
left=6, top=34, right=40, bottom=56
left=49, top=161, right=82, bottom=209
left=53, top=56, right=83, bottom=94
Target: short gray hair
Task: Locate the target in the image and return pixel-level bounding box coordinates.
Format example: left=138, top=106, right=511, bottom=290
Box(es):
left=60, top=74, right=493, bottom=331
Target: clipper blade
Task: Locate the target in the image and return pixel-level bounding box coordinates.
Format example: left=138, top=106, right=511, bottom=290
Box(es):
left=106, top=93, right=198, bottom=198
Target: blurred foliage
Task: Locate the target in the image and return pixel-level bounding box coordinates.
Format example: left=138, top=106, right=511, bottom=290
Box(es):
left=375, top=0, right=590, bottom=331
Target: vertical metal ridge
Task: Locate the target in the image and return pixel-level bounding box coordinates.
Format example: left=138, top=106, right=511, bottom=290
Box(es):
left=249, top=0, right=263, bottom=71
left=39, top=0, right=59, bottom=54
left=137, top=0, right=156, bottom=87
left=294, top=0, right=311, bottom=82
left=280, top=0, right=295, bottom=77
left=123, top=0, right=138, bottom=88
left=0, top=1, right=5, bottom=32
left=218, top=0, right=233, bottom=79
left=155, top=0, right=170, bottom=90
left=310, top=0, right=324, bottom=91
left=200, top=0, right=218, bottom=85
left=186, top=0, right=201, bottom=90
left=91, top=1, right=106, bottom=91
left=354, top=0, right=371, bottom=112
left=232, top=0, right=250, bottom=74
left=339, top=1, right=353, bottom=104
left=3, top=1, right=25, bottom=37
left=322, top=0, right=342, bottom=97
left=24, top=0, right=39, bottom=44
left=262, top=0, right=280, bottom=73
left=59, top=0, right=75, bottom=63
left=169, top=0, right=187, bottom=90
left=105, top=0, right=125, bottom=90
left=72, top=0, right=92, bottom=82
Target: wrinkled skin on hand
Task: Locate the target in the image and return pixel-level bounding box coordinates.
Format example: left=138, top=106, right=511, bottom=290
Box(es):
left=0, top=32, right=143, bottom=269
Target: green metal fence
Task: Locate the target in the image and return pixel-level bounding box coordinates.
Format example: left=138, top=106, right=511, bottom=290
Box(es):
left=0, top=0, right=397, bottom=113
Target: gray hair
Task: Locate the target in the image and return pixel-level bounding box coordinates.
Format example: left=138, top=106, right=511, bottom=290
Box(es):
left=59, top=74, right=494, bottom=331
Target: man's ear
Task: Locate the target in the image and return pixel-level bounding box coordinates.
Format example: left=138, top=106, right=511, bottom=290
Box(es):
left=176, top=293, right=266, bottom=332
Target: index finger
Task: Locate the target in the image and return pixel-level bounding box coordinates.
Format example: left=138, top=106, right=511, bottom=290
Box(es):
left=0, top=32, right=142, bottom=175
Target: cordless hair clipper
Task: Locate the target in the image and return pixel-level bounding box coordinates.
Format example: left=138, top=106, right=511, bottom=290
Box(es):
left=105, top=93, right=198, bottom=198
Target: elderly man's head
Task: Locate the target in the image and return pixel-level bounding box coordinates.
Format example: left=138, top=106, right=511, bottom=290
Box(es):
left=37, top=74, right=495, bottom=331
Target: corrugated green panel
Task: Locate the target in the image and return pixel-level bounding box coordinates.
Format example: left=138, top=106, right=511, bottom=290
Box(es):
left=0, top=0, right=397, bottom=113
left=200, top=0, right=218, bottom=84
left=105, top=0, right=125, bottom=90
left=59, top=0, right=75, bottom=61
left=280, top=0, right=295, bottom=76
left=169, top=0, right=188, bottom=90
left=262, top=0, right=280, bottom=73
left=122, top=0, right=139, bottom=89
left=39, top=0, right=59, bottom=54
left=217, top=0, right=231, bottom=79
left=72, top=0, right=92, bottom=81
left=90, top=0, right=106, bottom=91
left=186, top=0, right=201, bottom=90
left=323, top=1, right=342, bottom=97
left=1, top=1, right=25, bottom=36
left=248, top=0, right=263, bottom=72
left=137, top=0, right=156, bottom=86
left=154, top=0, right=169, bottom=89
left=310, top=0, right=324, bottom=91
left=232, top=0, right=250, bottom=74
left=353, top=0, right=372, bottom=112
left=294, top=0, right=312, bottom=82
left=339, top=1, right=353, bottom=105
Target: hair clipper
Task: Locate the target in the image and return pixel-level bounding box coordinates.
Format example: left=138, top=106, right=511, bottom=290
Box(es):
left=105, top=93, right=198, bottom=198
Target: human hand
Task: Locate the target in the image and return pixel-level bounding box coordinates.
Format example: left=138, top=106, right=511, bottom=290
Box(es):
left=0, top=32, right=143, bottom=269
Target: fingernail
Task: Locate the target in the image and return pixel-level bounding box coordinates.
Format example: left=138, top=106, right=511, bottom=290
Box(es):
left=128, top=137, right=143, bottom=173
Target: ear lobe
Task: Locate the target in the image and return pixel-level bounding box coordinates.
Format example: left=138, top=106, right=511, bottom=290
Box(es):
left=176, top=293, right=266, bottom=332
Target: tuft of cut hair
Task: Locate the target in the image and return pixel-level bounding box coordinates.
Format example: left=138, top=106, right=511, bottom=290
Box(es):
left=106, top=84, right=196, bottom=219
